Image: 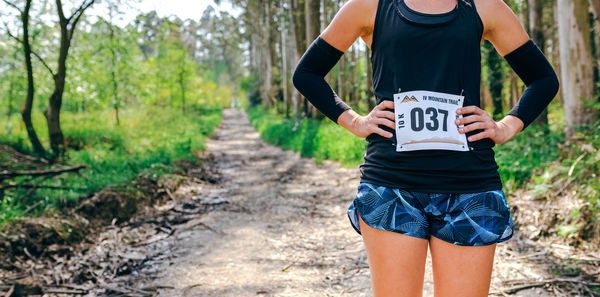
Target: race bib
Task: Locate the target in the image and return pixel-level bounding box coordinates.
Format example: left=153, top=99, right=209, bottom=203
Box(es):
left=394, top=90, right=468, bottom=152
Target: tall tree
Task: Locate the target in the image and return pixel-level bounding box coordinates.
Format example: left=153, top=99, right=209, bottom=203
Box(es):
left=528, top=0, right=549, bottom=125
left=2, top=0, right=47, bottom=156
left=105, top=2, right=121, bottom=125
left=289, top=0, right=306, bottom=115
left=557, top=0, right=596, bottom=136
left=365, top=45, right=375, bottom=110
left=590, top=0, right=600, bottom=95
left=484, top=41, right=504, bottom=119
left=591, top=0, right=600, bottom=20
left=304, top=0, right=320, bottom=117
left=45, top=0, right=96, bottom=158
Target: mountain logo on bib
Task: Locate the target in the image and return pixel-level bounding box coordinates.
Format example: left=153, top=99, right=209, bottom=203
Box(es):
left=400, top=95, right=419, bottom=103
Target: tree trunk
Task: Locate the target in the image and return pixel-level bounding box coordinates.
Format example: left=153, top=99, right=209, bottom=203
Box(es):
left=305, top=0, right=320, bottom=118
left=46, top=0, right=95, bottom=158
left=352, top=46, right=361, bottom=108
left=557, top=0, right=596, bottom=137
left=591, top=0, right=600, bottom=20
left=509, top=71, right=521, bottom=107
left=590, top=2, right=600, bottom=95
left=179, top=62, right=186, bottom=113
left=108, top=14, right=120, bottom=125
left=19, top=0, right=46, bottom=156
left=290, top=0, right=306, bottom=116
left=8, top=78, right=14, bottom=119
left=268, top=1, right=280, bottom=110
left=337, top=55, right=345, bottom=106
left=261, top=0, right=273, bottom=107
left=365, top=45, right=375, bottom=110
left=484, top=41, right=504, bottom=119
left=528, top=0, right=548, bottom=125
left=305, top=0, right=320, bottom=57
left=281, top=21, right=290, bottom=117
left=551, top=0, right=562, bottom=105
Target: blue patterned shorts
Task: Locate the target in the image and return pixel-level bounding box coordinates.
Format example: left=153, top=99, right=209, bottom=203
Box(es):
left=347, top=182, right=514, bottom=246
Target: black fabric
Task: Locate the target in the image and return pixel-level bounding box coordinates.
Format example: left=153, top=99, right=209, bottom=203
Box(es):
left=504, top=40, right=559, bottom=128
left=292, top=37, right=351, bottom=123
left=361, top=0, right=504, bottom=193
left=396, top=0, right=459, bottom=25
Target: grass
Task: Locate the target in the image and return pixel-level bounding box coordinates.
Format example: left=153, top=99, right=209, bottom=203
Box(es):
left=247, top=106, right=366, bottom=166
left=0, top=105, right=222, bottom=224
left=494, top=125, right=565, bottom=192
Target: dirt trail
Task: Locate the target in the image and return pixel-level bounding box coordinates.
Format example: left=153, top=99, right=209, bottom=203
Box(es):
left=133, top=109, right=558, bottom=296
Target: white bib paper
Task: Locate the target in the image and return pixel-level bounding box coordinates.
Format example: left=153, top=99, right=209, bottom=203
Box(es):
left=394, top=90, right=468, bottom=152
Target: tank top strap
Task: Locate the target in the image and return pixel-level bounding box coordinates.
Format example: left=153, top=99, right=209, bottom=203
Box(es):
left=458, top=0, right=484, bottom=39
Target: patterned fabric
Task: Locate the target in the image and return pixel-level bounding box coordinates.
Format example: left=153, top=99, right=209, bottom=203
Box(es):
left=347, top=182, right=514, bottom=246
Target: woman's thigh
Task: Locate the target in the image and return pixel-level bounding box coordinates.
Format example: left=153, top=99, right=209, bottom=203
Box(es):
left=429, top=236, right=496, bottom=297
left=358, top=213, right=429, bottom=297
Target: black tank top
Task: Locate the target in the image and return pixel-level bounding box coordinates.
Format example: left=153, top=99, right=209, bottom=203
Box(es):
left=360, top=0, right=503, bottom=193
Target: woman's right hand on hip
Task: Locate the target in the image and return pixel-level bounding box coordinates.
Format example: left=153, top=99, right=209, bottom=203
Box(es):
left=338, top=100, right=396, bottom=139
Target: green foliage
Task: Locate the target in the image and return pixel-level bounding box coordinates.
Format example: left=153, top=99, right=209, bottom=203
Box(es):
left=494, top=125, right=565, bottom=191
left=0, top=106, right=222, bottom=224
left=247, top=106, right=367, bottom=166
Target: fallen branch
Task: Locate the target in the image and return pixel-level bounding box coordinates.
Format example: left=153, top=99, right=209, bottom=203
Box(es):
left=3, top=284, right=14, bottom=297
left=0, top=145, right=49, bottom=164
left=44, top=288, right=87, bottom=295
left=493, top=277, right=600, bottom=295
left=0, top=183, right=88, bottom=192
left=0, top=165, right=86, bottom=179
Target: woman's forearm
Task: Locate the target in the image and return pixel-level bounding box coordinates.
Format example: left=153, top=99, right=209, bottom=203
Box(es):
left=292, top=37, right=350, bottom=123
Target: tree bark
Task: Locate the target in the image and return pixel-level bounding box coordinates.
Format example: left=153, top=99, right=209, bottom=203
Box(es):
left=365, top=45, right=375, bottom=110
left=46, top=0, right=96, bottom=159
left=591, top=0, right=600, bottom=96
left=289, top=0, right=306, bottom=116
left=304, top=0, right=320, bottom=118
left=528, top=0, right=549, bottom=125
left=484, top=41, right=504, bottom=119
left=178, top=57, right=186, bottom=113
left=337, top=55, right=345, bottom=106
left=591, top=0, right=600, bottom=19
left=281, top=21, right=290, bottom=117
left=509, top=71, right=521, bottom=107
left=557, top=0, right=596, bottom=137
left=107, top=6, right=120, bottom=125
left=16, top=0, right=47, bottom=156
left=305, top=0, right=320, bottom=54
left=352, top=46, right=360, bottom=108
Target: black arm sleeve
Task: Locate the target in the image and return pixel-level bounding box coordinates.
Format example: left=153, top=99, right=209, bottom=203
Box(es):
left=292, top=37, right=351, bottom=123
left=503, top=39, right=560, bottom=129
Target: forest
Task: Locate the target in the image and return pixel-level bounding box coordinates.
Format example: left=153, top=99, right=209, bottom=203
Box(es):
left=0, top=0, right=599, bottom=296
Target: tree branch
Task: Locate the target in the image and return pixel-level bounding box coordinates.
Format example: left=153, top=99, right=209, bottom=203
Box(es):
left=1, top=0, right=23, bottom=14
left=0, top=165, right=86, bottom=180
left=3, top=20, right=21, bottom=42
left=3, top=21, right=56, bottom=77
left=1, top=183, right=88, bottom=191
left=67, top=0, right=95, bottom=43
left=30, top=48, right=56, bottom=77
left=68, top=0, right=95, bottom=23
left=55, top=0, right=66, bottom=23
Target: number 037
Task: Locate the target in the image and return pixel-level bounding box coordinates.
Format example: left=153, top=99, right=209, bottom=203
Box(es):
left=397, top=107, right=450, bottom=132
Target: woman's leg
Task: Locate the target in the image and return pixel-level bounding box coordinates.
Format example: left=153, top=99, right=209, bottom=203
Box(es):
left=429, top=236, right=496, bottom=297
left=358, top=213, right=429, bottom=297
